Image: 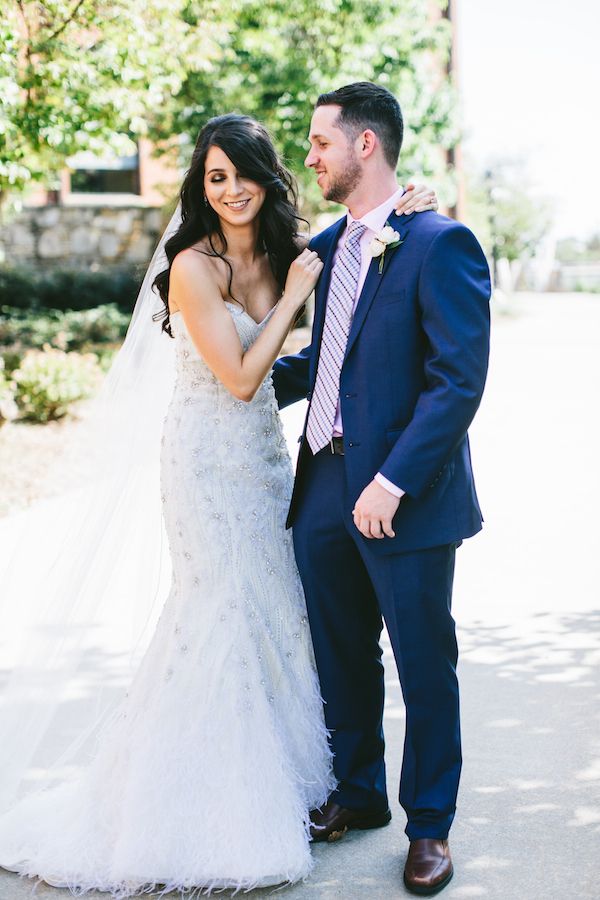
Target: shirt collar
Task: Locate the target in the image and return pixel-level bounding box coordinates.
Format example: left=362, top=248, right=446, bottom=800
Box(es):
left=347, top=185, right=404, bottom=235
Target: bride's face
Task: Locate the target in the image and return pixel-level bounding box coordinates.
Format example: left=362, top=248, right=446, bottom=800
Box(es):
left=204, top=145, right=266, bottom=227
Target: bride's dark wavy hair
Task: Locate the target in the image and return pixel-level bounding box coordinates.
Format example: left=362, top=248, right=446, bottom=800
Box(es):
left=153, top=113, right=306, bottom=337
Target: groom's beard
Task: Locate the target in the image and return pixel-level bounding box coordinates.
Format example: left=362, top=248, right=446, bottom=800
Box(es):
left=323, top=155, right=361, bottom=204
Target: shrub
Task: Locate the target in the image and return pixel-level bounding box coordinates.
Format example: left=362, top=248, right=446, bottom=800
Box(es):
left=0, top=268, right=42, bottom=309
left=0, top=266, right=142, bottom=313
left=12, top=346, right=101, bottom=423
left=0, top=357, right=18, bottom=425
left=1, top=348, right=23, bottom=375
left=0, top=304, right=130, bottom=353
left=94, top=346, right=119, bottom=373
left=63, top=305, right=131, bottom=347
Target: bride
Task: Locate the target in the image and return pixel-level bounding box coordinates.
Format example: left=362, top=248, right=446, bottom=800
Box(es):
left=0, top=113, right=436, bottom=895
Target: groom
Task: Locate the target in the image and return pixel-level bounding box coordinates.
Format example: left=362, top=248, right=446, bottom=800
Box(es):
left=273, top=82, right=490, bottom=895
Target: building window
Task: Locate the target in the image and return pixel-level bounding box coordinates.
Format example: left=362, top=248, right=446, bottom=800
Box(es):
left=68, top=150, right=140, bottom=195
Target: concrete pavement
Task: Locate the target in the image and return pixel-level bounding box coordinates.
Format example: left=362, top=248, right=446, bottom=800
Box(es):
left=1, top=293, right=599, bottom=900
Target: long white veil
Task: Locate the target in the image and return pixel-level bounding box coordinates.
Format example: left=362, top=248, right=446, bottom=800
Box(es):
left=0, top=202, right=183, bottom=814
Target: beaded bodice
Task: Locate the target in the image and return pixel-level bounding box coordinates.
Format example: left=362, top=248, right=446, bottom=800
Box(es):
left=164, top=302, right=290, bottom=489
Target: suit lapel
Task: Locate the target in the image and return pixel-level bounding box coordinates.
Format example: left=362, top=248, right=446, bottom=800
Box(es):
left=343, top=210, right=414, bottom=362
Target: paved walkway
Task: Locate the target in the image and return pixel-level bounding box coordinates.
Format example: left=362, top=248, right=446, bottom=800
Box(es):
left=1, top=293, right=599, bottom=900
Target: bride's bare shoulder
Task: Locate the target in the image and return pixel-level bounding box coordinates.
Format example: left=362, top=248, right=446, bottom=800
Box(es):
left=172, top=242, right=217, bottom=276
left=171, top=244, right=224, bottom=293
left=169, top=244, right=222, bottom=313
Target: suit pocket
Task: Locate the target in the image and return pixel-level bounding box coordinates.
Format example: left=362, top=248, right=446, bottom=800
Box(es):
left=377, top=288, right=406, bottom=307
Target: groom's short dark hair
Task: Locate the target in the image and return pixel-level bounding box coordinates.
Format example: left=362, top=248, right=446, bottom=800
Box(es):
left=316, top=82, right=403, bottom=169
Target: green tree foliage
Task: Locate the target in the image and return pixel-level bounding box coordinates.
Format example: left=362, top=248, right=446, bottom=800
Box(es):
left=1, top=0, right=455, bottom=209
left=466, top=162, right=554, bottom=264
left=0, top=0, right=225, bottom=199
left=171, top=0, right=455, bottom=207
left=556, top=233, right=600, bottom=264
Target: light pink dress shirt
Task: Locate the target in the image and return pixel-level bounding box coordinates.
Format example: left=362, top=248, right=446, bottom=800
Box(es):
left=330, top=185, right=405, bottom=499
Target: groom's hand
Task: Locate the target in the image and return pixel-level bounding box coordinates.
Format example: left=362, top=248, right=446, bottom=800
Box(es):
left=352, top=480, right=401, bottom=539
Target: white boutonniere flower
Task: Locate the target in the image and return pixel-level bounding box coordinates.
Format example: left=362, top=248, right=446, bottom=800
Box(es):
left=370, top=223, right=403, bottom=274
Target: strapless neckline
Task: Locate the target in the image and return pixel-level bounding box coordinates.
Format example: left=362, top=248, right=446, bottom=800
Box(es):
left=170, top=301, right=278, bottom=328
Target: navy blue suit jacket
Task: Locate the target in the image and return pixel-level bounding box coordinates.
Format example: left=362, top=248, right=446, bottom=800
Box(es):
left=272, top=209, right=491, bottom=554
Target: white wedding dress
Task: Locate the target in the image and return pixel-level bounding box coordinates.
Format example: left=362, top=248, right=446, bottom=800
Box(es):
left=0, top=303, right=334, bottom=897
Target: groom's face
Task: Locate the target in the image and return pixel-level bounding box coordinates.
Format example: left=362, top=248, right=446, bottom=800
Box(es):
left=305, top=105, right=362, bottom=204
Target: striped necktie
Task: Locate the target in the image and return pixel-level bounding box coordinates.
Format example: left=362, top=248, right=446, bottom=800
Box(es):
left=306, top=220, right=366, bottom=454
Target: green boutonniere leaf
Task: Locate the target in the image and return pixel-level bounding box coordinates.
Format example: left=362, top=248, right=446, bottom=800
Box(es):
left=378, top=237, right=404, bottom=274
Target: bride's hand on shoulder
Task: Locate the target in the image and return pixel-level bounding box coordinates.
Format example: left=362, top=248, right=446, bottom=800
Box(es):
left=281, top=248, right=324, bottom=312
left=395, top=182, right=439, bottom=215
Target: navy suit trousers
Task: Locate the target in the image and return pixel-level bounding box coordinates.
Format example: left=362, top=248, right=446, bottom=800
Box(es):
left=292, top=448, right=462, bottom=840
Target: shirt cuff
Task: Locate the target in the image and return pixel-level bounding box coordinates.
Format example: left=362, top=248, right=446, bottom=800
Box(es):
left=375, top=472, right=405, bottom=499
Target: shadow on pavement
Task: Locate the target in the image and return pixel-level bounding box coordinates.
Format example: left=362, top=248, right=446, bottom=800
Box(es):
left=1, top=611, right=598, bottom=900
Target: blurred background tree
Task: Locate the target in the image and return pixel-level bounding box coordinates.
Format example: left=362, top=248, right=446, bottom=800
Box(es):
left=0, top=0, right=226, bottom=208
left=1, top=0, right=456, bottom=213
left=167, top=0, right=456, bottom=211
left=556, top=233, right=600, bottom=264
left=465, top=159, right=554, bottom=290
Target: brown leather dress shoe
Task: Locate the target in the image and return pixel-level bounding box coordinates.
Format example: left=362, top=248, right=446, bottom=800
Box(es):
left=309, top=799, right=391, bottom=842
left=403, top=839, right=453, bottom=895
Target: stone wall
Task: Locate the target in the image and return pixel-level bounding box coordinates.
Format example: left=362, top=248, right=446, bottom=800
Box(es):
left=0, top=205, right=167, bottom=271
